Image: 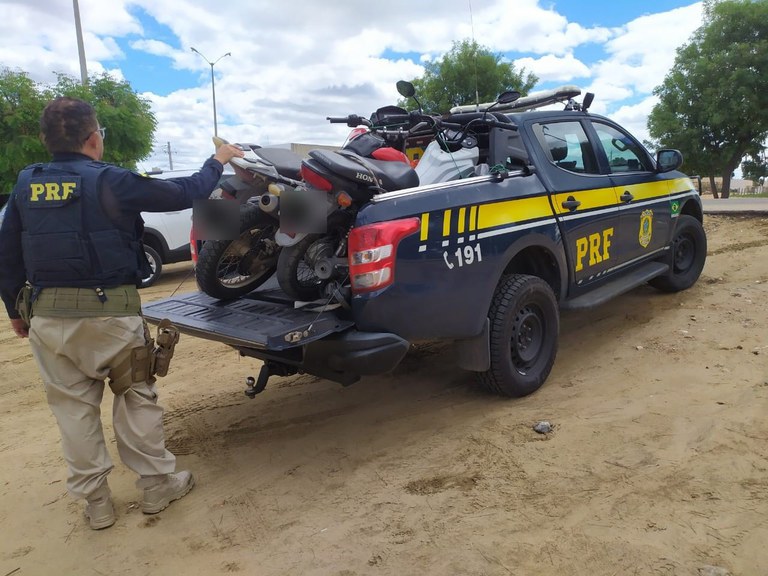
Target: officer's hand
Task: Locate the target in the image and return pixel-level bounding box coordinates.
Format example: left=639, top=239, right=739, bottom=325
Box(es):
left=213, top=143, right=245, bottom=166
left=10, top=318, right=28, bottom=338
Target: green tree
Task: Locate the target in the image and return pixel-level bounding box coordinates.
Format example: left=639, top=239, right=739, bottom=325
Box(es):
left=399, top=39, right=538, bottom=114
left=647, top=0, right=768, bottom=199
left=740, top=152, right=768, bottom=183
left=0, top=69, right=52, bottom=205
left=0, top=69, right=157, bottom=207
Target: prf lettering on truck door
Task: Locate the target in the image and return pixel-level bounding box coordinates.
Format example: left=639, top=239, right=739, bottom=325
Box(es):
left=574, top=227, right=613, bottom=271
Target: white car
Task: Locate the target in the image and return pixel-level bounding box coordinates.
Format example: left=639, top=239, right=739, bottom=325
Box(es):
left=140, top=168, right=233, bottom=287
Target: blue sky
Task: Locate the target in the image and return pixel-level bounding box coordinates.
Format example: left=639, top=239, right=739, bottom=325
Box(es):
left=0, top=0, right=703, bottom=171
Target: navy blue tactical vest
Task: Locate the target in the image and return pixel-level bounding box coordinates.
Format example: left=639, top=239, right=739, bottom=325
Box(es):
left=14, top=160, right=144, bottom=288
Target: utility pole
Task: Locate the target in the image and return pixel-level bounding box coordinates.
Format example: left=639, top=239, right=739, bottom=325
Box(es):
left=166, top=142, right=174, bottom=170
left=190, top=47, right=231, bottom=137
left=72, top=0, right=88, bottom=85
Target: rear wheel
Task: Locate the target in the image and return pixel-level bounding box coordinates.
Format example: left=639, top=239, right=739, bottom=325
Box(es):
left=649, top=214, right=707, bottom=292
left=478, top=274, right=559, bottom=397
left=195, top=204, right=279, bottom=300
left=140, top=245, right=162, bottom=288
left=276, top=234, right=336, bottom=301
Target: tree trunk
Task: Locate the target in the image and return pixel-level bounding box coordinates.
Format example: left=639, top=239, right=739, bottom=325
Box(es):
left=721, top=172, right=731, bottom=199
left=709, top=175, right=720, bottom=199
left=720, top=155, right=743, bottom=199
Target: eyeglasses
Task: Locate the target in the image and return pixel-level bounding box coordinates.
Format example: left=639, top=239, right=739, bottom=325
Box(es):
left=85, top=127, right=106, bottom=142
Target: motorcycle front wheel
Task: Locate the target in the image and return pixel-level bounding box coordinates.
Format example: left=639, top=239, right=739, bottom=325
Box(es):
left=195, top=204, right=280, bottom=300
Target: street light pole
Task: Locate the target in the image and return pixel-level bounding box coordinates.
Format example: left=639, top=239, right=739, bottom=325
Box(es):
left=72, top=0, right=88, bottom=85
left=190, top=47, right=231, bottom=137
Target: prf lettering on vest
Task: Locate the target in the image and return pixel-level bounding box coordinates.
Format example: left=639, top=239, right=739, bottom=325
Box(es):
left=29, top=181, right=77, bottom=202
left=575, top=227, right=614, bottom=271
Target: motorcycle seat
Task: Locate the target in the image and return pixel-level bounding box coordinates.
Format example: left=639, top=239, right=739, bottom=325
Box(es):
left=308, top=149, right=419, bottom=192
left=249, top=147, right=303, bottom=180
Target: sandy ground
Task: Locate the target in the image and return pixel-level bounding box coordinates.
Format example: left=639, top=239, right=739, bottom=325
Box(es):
left=1, top=214, right=767, bottom=576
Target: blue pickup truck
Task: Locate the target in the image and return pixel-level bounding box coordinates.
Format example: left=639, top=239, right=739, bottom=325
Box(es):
left=143, top=91, right=705, bottom=398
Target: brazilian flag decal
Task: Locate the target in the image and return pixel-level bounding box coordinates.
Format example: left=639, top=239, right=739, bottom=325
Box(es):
left=670, top=200, right=681, bottom=215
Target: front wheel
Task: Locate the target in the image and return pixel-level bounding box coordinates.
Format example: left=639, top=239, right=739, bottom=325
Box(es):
left=649, top=214, right=707, bottom=292
left=478, top=274, right=559, bottom=397
left=140, top=245, right=162, bottom=288
left=195, top=204, right=280, bottom=300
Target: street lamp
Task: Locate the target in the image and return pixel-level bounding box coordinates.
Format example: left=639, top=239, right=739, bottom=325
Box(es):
left=72, top=0, right=88, bottom=85
left=190, top=47, right=231, bottom=137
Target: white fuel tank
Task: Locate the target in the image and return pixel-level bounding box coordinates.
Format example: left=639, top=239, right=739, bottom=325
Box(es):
left=415, top=141, right=479, bottom=185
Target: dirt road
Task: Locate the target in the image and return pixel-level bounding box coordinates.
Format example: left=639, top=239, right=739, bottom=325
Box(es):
left=1, top=214, right=766, bottom=576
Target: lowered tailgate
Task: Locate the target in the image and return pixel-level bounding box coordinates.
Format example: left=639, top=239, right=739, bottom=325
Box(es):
left=142, top=290, right=354, bottom=351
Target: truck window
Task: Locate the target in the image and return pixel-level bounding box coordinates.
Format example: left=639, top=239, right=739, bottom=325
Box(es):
left=532, top=121, right=598, bottom=174
left=592, top=122, right=650, bottom=173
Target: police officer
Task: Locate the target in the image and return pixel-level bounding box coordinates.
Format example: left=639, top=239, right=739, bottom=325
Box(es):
left=0, top=96, right=243, bottom=529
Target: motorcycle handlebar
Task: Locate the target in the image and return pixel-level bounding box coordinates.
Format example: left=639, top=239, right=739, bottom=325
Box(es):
left=326, top=115, right=371, bottom=128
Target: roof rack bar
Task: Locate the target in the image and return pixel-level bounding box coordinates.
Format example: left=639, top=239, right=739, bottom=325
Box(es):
left=450, top=85, right=582, bottom=114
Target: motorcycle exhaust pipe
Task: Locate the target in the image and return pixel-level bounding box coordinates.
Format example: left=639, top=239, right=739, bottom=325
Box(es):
left=259, top=193, right=279, bottom=213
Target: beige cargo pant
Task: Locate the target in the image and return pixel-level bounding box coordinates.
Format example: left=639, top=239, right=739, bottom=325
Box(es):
left=28, top=315, right=176, bottom=500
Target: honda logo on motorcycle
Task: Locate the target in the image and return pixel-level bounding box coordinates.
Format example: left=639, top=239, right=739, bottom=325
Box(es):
left=355, top=171, right=375, bottom=184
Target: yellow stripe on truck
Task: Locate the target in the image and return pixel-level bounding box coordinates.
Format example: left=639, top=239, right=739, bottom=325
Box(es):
left=551, top=186, right=616, bottom=214
left=667, top=177, right=697, bottom=194
left=618, top=180, right=670, bottom=201
left=477, top=196, right=554, bottom=230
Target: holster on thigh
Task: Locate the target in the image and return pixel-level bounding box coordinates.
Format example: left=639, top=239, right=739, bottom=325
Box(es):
left=152, top=318, right=180, bottom=378
left=15, top=285, right=33, bottom=325
left=108, top=318, right=180, bottom=393
left=108, top=342, right=155, bottom=395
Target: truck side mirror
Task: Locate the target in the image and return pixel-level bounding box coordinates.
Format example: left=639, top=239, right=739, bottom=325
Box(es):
left=656, top=149, right=683, bottom=173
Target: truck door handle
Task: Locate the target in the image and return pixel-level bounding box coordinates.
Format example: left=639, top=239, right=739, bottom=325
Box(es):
left=621, top=191, right=634, bottom=203
left=561, top=196, right=581, bottom=211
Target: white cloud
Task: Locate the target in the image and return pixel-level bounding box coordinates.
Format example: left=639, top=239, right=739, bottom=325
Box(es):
left=514, top=53, right=591, bottom=83
left=1, top=0, right=704, bottom=169
left=130, top=39, right=177, bottom=59
left=591, top=4, right=703, bottom=107
left=608, top=96, right=660, bottom=147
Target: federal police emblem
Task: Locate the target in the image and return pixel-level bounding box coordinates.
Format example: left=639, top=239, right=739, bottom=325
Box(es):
left=639, top=209, right=653, bottom=248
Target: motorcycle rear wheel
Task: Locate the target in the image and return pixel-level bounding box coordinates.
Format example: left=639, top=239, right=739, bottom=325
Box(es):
left=276, top=234, right=338, bottom=301
left=195, top=204, right=280, bottom=300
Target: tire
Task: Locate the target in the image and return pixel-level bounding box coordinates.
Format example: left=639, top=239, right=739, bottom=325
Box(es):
left=195, top=204, right=280, bottom=300
left=478, top=274, right=559, bottom=397
left=649, top=214, right=707, bottom=292
left=140, top=245, right=162, bottom=288
left=276, top=233, right=336, bottom=301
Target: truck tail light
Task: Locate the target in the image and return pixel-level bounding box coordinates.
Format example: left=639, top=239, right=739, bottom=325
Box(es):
left=347, top=217, right=420, bottom=293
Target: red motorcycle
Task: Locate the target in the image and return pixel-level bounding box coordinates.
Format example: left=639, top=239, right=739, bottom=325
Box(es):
left=192, top=104, right=424, bottom=300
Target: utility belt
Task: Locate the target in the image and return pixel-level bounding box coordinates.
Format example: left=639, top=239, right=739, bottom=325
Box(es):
left=22, top=285, right=142, bottom=319
left=16, top=284, right=180, bottom=395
